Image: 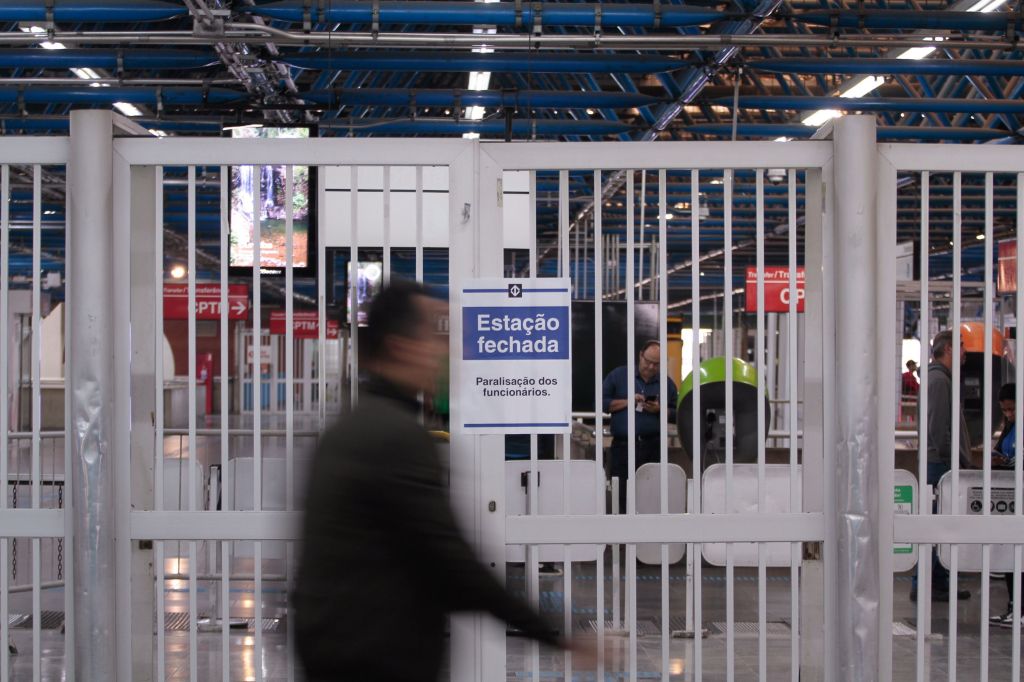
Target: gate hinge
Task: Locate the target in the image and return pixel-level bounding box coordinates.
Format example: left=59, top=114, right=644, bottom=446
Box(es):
left=803, top=541, right=823, bottom=561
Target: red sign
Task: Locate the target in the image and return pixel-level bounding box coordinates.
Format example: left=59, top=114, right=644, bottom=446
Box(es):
left=163, top=283, right=250, bottom=320
left=745, top=267, right=805, bottom=313
left=269, top=311, right=339, bottom=339
left=998, top=239, right=1017, bottom=294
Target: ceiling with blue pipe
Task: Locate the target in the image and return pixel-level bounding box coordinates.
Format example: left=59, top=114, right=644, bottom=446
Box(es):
left=0, top=0, right=1020, bottom=315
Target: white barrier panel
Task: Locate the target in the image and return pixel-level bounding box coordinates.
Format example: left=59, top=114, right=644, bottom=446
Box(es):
left=505, top=460, right=603, bottom=562
left=937, top=470, right=1019, bottom=572
left=892, top=469, right=919, bottom=572
left=701, top=463, right=801, bottom=567
left=635, top=463, right=686, bottom=565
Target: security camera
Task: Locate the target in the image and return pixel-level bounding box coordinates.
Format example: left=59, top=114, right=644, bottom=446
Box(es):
left=767, top=168, right=785, bottom=185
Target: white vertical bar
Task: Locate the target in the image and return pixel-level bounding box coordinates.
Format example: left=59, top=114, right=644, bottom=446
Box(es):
left=0, top=164, right=8, bottom=679
left=252, top=165, right=264, bottom=682
left=219, top=165, right=231, bottom=682
left=658, top=168, right=669, bottom=682
left=285, top=165, right=296, bottom=682
left=787, top=169, right=799, bottom=682
left=639, top=172, right=646, bottom=298
left=383, top=167, right=391, bottom=286
left=691, top=168, right=703, bottom=682
left=593, top=170, right=605, bottom=682
left=31, top=165, right=42, bottom=682
left=979, top=172, right=994, bottom=682
left=625, top=170, right=638, bottom=682
left=154, top=166, right=166, bottom=682
left=1014, top=172, right=1024, bottom=681
left=527, top=170, right=540, bottom=681
left=756, top=170, right=767, bottom=682
left=416, top=166, right=424, bottom=283
left=558, top=169, right=573, bottom=680
left=916, top=172, right=931, bottom=682
left=317, top=169, right=327, bottom=427
left=186, top=165, right=199, bottom=682
left=724, top=169, right=735, bottom=682
left=948, top=172, right=962, bottom=682
left=349, top=167, right=359, bottom=405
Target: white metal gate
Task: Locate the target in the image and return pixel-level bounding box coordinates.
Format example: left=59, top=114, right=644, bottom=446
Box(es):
left=2, top=112, right=1023, bottom=682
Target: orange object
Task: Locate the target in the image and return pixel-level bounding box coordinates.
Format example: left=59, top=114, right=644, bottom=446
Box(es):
left=960, top=322, right=1004, bottom=356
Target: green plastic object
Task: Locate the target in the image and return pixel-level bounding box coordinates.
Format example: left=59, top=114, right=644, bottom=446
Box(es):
left=678, top=356, right=761, bottom=408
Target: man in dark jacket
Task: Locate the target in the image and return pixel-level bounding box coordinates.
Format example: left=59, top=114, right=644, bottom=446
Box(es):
left=294, top=280, right=569, bottom=682
left=911, top=329, right=971, bottom=602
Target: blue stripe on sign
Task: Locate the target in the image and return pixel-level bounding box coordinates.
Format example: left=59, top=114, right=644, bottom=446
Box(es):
left=462, top=289, right=507, bottom=293
left=465, top=423, right=569, bottom=428
left=522, top=288, right=569, bottom=293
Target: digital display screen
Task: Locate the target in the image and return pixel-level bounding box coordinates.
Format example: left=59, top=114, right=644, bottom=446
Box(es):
left=229, top=126, right=313, bottom=274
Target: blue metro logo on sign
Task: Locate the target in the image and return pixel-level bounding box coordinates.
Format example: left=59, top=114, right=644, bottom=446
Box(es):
left=455, top=278, right=572, bottom=434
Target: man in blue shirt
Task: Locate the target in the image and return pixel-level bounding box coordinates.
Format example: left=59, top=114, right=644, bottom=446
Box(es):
left=602, top=340, right=678, bottom=513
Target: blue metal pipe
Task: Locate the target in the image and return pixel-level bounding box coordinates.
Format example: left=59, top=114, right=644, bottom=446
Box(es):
left=0, top=86, right=244, bottom=106
left=284, top=52, right=683, bottom=74
left=305, top=88, right=660, bottom=108
left=319, top=118, right=634, bottom=136
left=687, top=123, right=1014, bottom=141
left=794, top=9, right=1019, bottom=31
left=720, top=95, right=1024, bottom=114
left=249, top=2, right=724, bottom=28
left=752, top=58, right=1024, bottom=77
left=0, top=0, right=186, bottom=22
left=0, top=49, right=219, bottom=70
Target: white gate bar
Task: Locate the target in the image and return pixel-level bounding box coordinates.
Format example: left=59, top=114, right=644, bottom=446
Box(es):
left=317, top=170, right=327, bottom=428
left=915, top=171, right=931, bottom=682
left=787, top=169, right=799, bottom=682
left=0, top=511, right=64, bottom=537
left=625, top=170, right=638, bottom=682
left=949, top=171, right=962, bottom=682
left=31, top=162, right=42, bottom=681
left=509, top=513, right=824, bottom=543
left=350, top=167, right=360, bottom=405
left=658, top=168, right=669, bottom=682
left=724, top=168, right=735, bottom=682
left=131, top=511, right=300, bottom=539
left=894, top=515, right=1024, bottom=542
left=557, top=168, right=573, bottom=680
left=0, top=163, right=8, bottom=678
left=285, top=164, right=297, bottom=682
left=527, top=171, right=540, bottom=682
left=691, top=168, right=703, bottom=682
left=383, top=167, right=392, bottom=286
left=415, top=166, right=423, bottom=283
left=638, top=173, right=646, bottom=297
left=115, top=138, right=471, bottom=166
left=592, top=169, right=605, bottom=682
left=1015, top=173, right=1024, bottom=680
left=879, top=144, right=1024, bottom=173
left=252, top=164, right=265, bottom=682
left=187, top=164, right=199, bottom=682
left=219, top=164, right=231, bottom=682
left=483, top=141, right=832, bottom=171
left=154, top=165, right=166, bottom=682
left=755, top=169, right=768, bottom=682
left=980, top=171, right=993, bottom=682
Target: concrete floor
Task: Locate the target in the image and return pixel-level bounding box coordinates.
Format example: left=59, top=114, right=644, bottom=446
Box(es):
left=5, top=557, right=1022, bottom=681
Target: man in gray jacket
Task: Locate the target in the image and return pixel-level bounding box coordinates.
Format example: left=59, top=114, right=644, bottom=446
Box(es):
left=911, top=329, right=971, bottom=602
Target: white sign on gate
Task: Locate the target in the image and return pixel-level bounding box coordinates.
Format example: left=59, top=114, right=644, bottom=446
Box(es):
left=455, top=278, right=571, bottom=434
left=937, top=470, right=1020, bottom=572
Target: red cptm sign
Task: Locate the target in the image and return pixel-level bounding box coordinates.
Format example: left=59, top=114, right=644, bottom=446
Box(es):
left=745, top=266, right=805, bottom=313
left=163, top=283, right=250, bottom=320
left=269, top=311, right=339, bottom=339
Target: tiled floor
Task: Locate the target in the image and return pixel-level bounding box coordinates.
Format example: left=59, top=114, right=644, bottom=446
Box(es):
left=5, top=559, right=1023, bottom=681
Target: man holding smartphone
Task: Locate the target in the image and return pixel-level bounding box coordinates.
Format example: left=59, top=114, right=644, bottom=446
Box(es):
left=602, top=340, right=678, bottom=513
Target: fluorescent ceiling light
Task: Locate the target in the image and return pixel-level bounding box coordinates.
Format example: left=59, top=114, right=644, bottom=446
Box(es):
left=113, top=102, right=143, bottom=117
left=774, top=136, right=791, bottom=142
left=462, top=132, right=481, bottom=139
left=151, top=130, right=168, bottom=138
left=467, top=71, right=491, bottom=91
left=71, top=67, right=101, bottom=80
left=968, top=0, right=1008, bottom=11
left=802, top=109, right=843, bottom=127
left=840, top=75, right=886, bottom=99
left=20, top=24, right=64, bottom=50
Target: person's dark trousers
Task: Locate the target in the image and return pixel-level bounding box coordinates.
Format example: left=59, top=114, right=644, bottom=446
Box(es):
left=609, top=436, right=661, bottom=513
left=912, top=461, right=953, bottom=596
left=1003, top=573, right=1024, bottom=615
